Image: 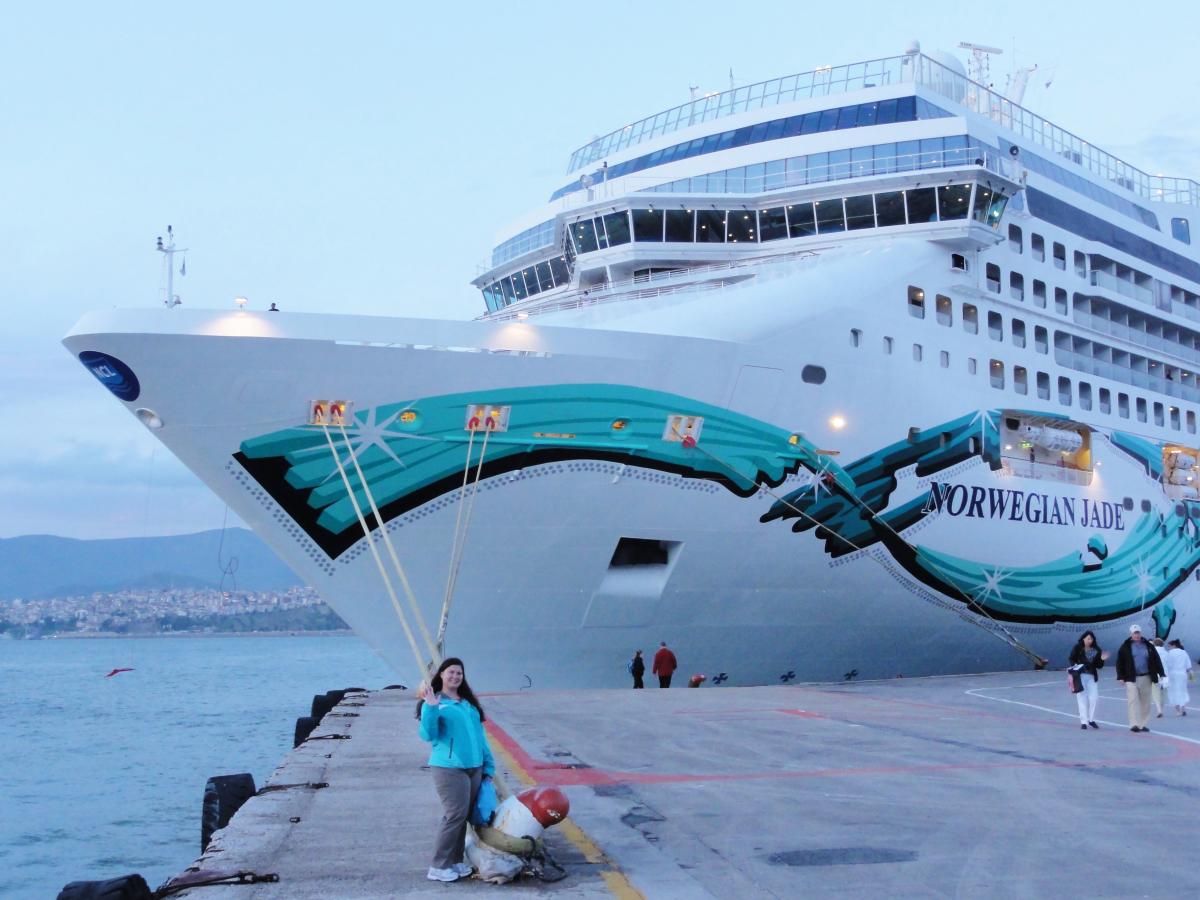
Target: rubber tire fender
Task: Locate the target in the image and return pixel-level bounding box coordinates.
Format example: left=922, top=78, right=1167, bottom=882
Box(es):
left=201, top=772, right=257, bottom=851
left=294, top=715, right=320, bottom=748
left=56, top=875, right=152, bottom=900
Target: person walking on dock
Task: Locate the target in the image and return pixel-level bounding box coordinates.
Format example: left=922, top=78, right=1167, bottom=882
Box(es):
left=1115, top=624, right=1165, bottom=732
left=416, top=657, right=495, bottom=883
left=1151, top=638, right=1168, bottom=718
left=1068, top=630, right=1108, bottom=729
left=630, top=650, right=645, bottom=689
left=1163, top=639, right=1193, bottom=716
left=653, top=641, right=678, bottom=688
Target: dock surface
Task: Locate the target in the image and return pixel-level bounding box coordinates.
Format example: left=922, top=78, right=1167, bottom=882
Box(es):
left=169, top=672, right=1200, bottom=899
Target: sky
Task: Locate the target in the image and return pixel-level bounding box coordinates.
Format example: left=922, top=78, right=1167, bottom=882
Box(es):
left=2, top=0, right=1197, bottom=539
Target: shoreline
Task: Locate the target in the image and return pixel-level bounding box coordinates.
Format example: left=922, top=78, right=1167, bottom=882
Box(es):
left=8, top=630, right=355, bottom=641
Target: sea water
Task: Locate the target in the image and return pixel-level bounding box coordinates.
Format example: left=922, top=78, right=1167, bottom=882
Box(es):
left=0, top=635, right=396, bottom=898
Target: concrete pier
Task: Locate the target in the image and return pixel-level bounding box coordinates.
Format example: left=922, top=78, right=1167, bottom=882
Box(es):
left=167, top=673, right=1200, bottom=899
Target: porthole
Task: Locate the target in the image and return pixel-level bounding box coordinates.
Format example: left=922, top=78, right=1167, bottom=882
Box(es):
left=801, top=365, right=826, bottom=385
left=1141, top=500, right=1152, bottom=513
left=1123, top=497, right=1134, bottom=511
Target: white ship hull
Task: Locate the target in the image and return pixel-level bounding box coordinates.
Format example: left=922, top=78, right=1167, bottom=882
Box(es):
left=65, top=242, right=1200, bottom=687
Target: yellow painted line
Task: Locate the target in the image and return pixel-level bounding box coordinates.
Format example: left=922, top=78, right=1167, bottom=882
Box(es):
left=488, top=730, right=644, bottom=899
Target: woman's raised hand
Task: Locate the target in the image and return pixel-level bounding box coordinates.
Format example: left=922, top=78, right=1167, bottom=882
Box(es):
left=419, top=681, right=439, bottom=706
left=1101, top=651, right=1110, bottom=661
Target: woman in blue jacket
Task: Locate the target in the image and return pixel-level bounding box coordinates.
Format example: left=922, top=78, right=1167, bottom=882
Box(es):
left=416, top=657, right=495, bottom=882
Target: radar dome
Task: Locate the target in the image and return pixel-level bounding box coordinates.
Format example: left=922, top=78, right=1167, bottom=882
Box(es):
left=926, top=49, right=967, bottom=103
left=904, top=39, right=921, bottom=55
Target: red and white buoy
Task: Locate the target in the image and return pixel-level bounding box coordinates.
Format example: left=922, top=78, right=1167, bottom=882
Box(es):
left=489, top=787, right=570, bottom=846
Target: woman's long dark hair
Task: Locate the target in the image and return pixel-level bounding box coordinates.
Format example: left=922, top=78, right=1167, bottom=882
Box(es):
left=414, top=657, right=486, bottom=721
left=1074, top=630, right=1102, bottom=655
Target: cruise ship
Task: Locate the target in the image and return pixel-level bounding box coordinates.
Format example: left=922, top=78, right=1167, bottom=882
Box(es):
left=65, top=45, right=1200, bottom=688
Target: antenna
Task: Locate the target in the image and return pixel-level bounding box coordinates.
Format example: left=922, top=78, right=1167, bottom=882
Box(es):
left=688, top=84, right=700, bottom=100
left=958, top=41, right=1003, bottom=87
left=155, top=225, right=188, bottom=308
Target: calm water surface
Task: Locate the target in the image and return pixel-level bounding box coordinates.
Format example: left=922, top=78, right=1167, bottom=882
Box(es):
left=0, top=635, right=396, bottom=899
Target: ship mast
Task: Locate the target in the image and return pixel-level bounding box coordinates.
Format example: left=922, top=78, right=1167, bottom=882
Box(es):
left=156, top=225, right=187, bottom=308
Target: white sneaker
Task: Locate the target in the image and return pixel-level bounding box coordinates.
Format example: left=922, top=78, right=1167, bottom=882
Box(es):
left=427, top=866, right=460, bottom=882
left=453, top=862, right=474, bottom=878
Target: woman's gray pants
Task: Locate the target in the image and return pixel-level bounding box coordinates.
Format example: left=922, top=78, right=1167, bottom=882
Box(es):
left=430, top=765, right=482, bottom=868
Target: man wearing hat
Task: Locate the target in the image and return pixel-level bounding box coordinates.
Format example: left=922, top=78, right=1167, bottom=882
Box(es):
left=1115, top=624, right=1166, bottom=732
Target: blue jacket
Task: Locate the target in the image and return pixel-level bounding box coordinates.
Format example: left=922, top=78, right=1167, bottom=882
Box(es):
left=418, top=696, right=495, bottom=775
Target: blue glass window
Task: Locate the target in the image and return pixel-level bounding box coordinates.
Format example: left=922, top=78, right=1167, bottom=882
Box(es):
left=818, top=108, right=839, bottom=131
left=875, top=191, right=906, bottom=227
left=759, top=207, right=788, bottom=241
left=665, top=209, right=694, bottom=242
left=828, top=148, right=851, bottom=180
left=876, top=98, right=898, bottom=125
left=857, top=102, right=878, bottom=126
left=603, top=211, right=631, bottom=246
left=787, top=202, right=816, bottom=237
left=844, top=194, right=875, bottom=230
left=511, top=273, right=528, bottom=301
left=1172, top=218, right=1191, bottom=245
left=938, top=184, right=972, bottom=220
left=765, top=159, right=785, bottom=191
left=850, top=146, right=873, bottom=178
left=919, top=137, right=944, bottom=170
left=836, top=106, right=859, bottom=129
left=807, top=151, right=829, bottom=183
left=815, top=197, right=846, bottom=233
left=549, top=257, right=569, bottom=286
left=535, top=261, right=553, bottom=290
left=632, top=209, right=663, bottom=242
left=799, top=111, right=821, bottom=135
left=895, top=140, right=919, bottom=172
left=906, top=187, right=938, bottom=223
left=696, top=209, right=726, bottom=242
left=783, top=115, right=804, bottom=137
left=727, top=210, right=756, bottom=242
left=571, top=219, right=598, bottom=254
left=499, top=277, right=515, bottom=305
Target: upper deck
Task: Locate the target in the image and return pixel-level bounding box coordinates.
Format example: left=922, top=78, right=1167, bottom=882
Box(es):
left=567, top=52, right=1199, bottom=209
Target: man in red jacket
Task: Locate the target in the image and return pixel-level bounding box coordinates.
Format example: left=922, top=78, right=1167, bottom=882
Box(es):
left=652, top=641, right=678, bottom=688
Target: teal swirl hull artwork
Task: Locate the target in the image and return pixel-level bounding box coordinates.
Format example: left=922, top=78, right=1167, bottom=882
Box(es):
left=235, top=391, right=1189, bottom=633
left=235, top=384, right=827, bottom=558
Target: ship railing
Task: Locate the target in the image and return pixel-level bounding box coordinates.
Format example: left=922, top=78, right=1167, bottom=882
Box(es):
left=554, top=145, right=1012, bottom=213
left=567, top=56, right=911, bottom=173
left=568, top=52, right=1199, bottom=207
left=480, top=248, right=819, bottom=322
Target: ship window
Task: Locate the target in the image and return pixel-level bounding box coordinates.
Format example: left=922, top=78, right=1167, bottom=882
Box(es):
left=499, top=276, right=515, bottom=305
left=511, top=272, right=529, bottom=300
left=1154, top=402, right=1165, bottom=426
left=963, top=303, right=978, bottom=334
left=603, top=211, right=631, bottom=246
left=1136, top=397, right=1147, bottom=422
left=906, top=187, right=938, bottom=223
left=1172, top=218, right=1191, bottom=245
left=940, top=350, right=950, bottom=368
left=1079, top=382, right=1092, bottom=411
left=1055, top=288, right=1068, bottom=315
left=815, top=198, right=846, bottom=234
left=759, top=207, right=788, bottom=241
left=593, top=216, right=609, bottom=250
left=884, top=336, right=894, bottom=354
left=845, top=194, right=875, bottom=230
left=696, top=209, right=727, bottom=242
left=1010, top=272, right=1024, bottom=301
left=1053, top=242, right=1066, bottom=270
left=967, top=357, right=977, bottom=375
left=632, top=209, right=664, bottom=242
left=1188, top=411, right=1197, bottom=434
left=1031, top=233, right=1045, bottom=261
left=1118, top=393, right=1130, bottom=418
left=1033, top=279, right=1046, bottom=308
left=1008, top=224, right=1023, bottom=253
left=1099, top=387, right=1111, bottom=414
left=1141, top=499, right=1152, bottom=512
left=1170, top=406, right=1180, bottom=430
left=1074, top=251, right=1087, bottom=278
left=1012, top=318, right=1026, bottom=348
left=908, top=286, right=926, bottom=318
left=1058, top=377, right=1072, bottom=406
left=972, top=185, right=993, bottom=223
left=990, top=359, right=1005, bottom=389
left=1037, top=371, right=1050, bottom=400
left=664, top=209, right=694, bottom=242
left=986, top=263, right=1001, bottom=293
left=727, top=210, right=756, bottom=243
left=1035, top=326, right=1048, bottom=353
left=913, top=343, right=923, bottom=362
left=828, top=148, right=851, bottom=180
left=988, top=311, right=1003, bottom=341
left=801, top=365, right=826, bottom=384
left=787, top=202, right=816, bottom=237
left=572, top=219, right=598, bottom=254
left=850, top=328, right=862, bottom=347
left=875, top=191, right=906, bottom=227
left=936, top=294, right=952, bottom=326
left=534, top=261, right=553, bottom=291
left=951, top=252, right=968, bottom=271
left=937, top=184, right=971, bottom=221
left=549, top=256, right=569, bottom=286
left=1014, top=365, right=1028, bottom=395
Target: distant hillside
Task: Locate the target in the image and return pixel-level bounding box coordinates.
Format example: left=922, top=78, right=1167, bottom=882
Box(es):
left=0, top=529, right=303, bottom=600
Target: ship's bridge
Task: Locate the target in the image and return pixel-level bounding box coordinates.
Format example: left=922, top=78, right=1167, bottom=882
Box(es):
left=475, top=144, right=1023, bottom=316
